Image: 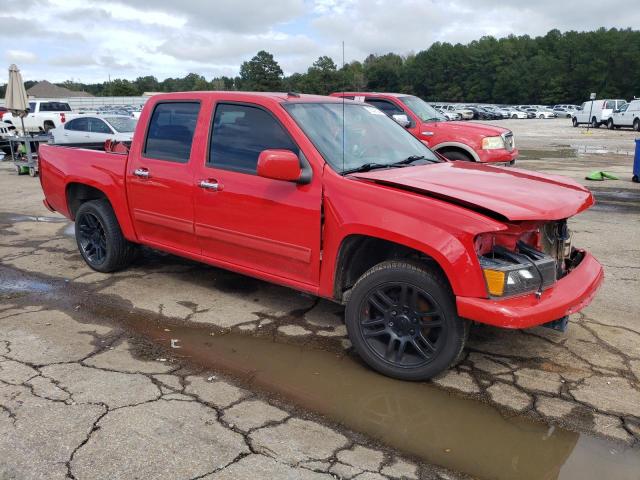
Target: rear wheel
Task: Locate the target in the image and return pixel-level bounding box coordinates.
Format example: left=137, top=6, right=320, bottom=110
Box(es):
left=75, top=199, right=138, bottom=272
left=607, top=119, right=615, bottom=130
left=345, top=260, right=468, bottom=381
left=634, top=118, right=640, bottom=132
left=591, top=117, right=600, bottom=128
left=572, top=117, right=578, bottom=127
left=43, top=121, right=55, bottom=133
left=438, top=150, right=474, bottom=162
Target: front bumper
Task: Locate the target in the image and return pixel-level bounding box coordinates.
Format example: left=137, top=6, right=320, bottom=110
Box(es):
left=477, top=148, right=519, bottom=164
left=456, top=250, right=604, bottom=329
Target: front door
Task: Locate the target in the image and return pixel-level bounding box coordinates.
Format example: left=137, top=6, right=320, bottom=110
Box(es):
left=193, top=101, right=322, bottom=289
left=127, top=101, right=202, bottom=254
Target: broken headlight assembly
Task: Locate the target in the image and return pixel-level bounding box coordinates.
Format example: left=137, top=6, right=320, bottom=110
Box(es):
left=479, top=242, right=557, bottom=298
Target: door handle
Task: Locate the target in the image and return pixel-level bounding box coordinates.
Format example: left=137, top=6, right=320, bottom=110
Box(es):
left=421, top=131, right=435, bottom=136
left=133, top=168, right=150, bottom=178
left=199, top=179, right=220, bottom=191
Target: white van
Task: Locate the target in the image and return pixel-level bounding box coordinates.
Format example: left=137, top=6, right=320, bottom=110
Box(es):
left=608, top=100, right=640, bottom=131
left=572, top=99, right=627, bottom=128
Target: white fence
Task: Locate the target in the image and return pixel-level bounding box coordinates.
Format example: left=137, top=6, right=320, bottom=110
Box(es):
left=1, top=96, right=149, bottom=111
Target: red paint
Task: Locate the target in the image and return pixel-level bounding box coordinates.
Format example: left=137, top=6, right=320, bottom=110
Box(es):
left=331, top=92, right=518, bottom=164
left=39, top=91, right=603, bottom=330
left=257, top=149, right=302, bottom=181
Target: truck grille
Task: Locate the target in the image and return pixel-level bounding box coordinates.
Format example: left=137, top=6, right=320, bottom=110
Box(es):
left=502, top=132, right=515, bottom=152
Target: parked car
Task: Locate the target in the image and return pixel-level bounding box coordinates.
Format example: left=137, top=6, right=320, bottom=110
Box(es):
left=50, top=115, right=137, bottom=145
left=572, top=99, right=627, bottom=128
left=0, top=100, right=83, bottom=133
left=526, top=108, right=556, bottom=119
left=552, top=107, right=572, bottom=118
left=503, top=108, right=528, bottom=119
left=436, top=108, right=460, bottom=121
left=331, top=92, right=518, bottom=164
left=39, top=91, right=604, bottom=381
left=482, top=106, right=509, bottom=119
left=607, top=100, right=640, bottom=131
left=439, top=104, right=474, bottom=120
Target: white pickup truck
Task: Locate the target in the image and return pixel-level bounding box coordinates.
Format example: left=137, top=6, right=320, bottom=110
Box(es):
left=0, top=100, right=79, bottom=133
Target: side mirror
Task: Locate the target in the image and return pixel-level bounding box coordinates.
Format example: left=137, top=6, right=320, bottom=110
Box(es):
left=391, top=114, right=411, bottom=128
left=257, top=149, right=302, bottom=182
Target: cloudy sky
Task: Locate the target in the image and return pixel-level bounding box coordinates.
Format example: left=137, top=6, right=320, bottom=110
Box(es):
left=1, top=0, right=638, bottom=84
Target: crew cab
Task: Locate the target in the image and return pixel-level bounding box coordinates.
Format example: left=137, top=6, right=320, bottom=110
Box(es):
left=1, top=100, right=77, bottom=133
left=331, top=92, right=518, bottom=164
left=38, top=92, right=603, bottom=381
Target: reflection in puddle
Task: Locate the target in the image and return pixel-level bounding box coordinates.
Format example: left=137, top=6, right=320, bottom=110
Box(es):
left=519, top=145, right=635, bottom=160
left=123, top=321, right=640, bottom=480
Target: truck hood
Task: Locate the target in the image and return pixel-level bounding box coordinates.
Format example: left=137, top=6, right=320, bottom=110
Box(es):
left=425, top=121, right=509, bottom=136
left=351, top=162, right=594, bottom=221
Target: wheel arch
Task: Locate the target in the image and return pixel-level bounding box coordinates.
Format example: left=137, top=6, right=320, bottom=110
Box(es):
left=332, top=233, right=473, bottom=303
left=431, top=142, right=480, bottom=162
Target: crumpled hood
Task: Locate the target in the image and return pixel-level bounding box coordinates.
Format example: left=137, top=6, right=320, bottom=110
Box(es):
left=351, top=162, right=594, bottom=221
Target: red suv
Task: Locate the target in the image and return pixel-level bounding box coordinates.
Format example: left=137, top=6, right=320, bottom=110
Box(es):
left=331, top=92, right=518, bottom=164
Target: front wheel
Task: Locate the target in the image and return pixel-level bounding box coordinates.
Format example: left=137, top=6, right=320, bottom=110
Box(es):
left=607, top=119, right=614, bottom=130
left=345, top=260, right=468, bottom=381
left=439, top=150, right=473, bottom=162
left=75, top=199, right=138, bottom=272
left=572, top=117, right=578, bottom=127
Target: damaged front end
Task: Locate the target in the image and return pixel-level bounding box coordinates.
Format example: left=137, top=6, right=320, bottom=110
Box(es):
left=473, top=220, right=588, bottom=331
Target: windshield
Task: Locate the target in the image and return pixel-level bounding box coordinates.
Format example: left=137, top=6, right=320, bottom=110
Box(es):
left=105, top=117, right=137, bottom=133
left=398, top=96, right=446, bottom=122
left=284, top=102, right=438, bottom=174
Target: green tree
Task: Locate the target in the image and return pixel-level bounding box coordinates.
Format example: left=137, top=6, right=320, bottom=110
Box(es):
left=239, top=50, right=283, bottom=91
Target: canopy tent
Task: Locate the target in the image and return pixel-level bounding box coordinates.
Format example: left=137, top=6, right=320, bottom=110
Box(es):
left=4, top=64, right=29, bottom=134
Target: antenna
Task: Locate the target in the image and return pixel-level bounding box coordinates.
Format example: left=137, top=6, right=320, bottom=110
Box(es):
left=342, top=40, right=345, bottom=174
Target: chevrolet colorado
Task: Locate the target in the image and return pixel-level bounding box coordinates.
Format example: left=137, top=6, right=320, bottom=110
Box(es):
left=38, top=92, right=604, bottom=380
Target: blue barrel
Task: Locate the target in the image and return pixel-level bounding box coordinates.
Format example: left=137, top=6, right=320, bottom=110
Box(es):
left=634, top=139, right=640, bottom=182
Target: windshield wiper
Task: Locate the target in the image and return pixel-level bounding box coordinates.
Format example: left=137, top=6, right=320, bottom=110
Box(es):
left=341, top=162, right=390, bottom=175
left=390, top=155, right=426, bottom=167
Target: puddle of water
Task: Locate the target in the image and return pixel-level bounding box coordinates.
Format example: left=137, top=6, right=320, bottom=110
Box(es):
left=7, top=214, right=67, bottom=224
left=0, top=278, right=53, bottom=294
left=519, top=145, right=635, bottom=160
left=122, top=320, right=640, bottom=480
left=590, top=188, right=640, bottom=215
left=2, top=265, right=639, bottom=480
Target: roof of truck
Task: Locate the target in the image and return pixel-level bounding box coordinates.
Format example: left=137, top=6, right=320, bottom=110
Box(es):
left=331, top=92, right=409, bottom=98
left=147, top=91, right=354, bottom=104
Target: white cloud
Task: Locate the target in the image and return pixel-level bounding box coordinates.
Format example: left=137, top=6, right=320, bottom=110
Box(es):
left=0, top=0, right=637, bottom=84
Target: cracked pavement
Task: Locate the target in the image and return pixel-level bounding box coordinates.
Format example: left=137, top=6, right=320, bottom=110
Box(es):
left=1, top=120, right=640, bottom=479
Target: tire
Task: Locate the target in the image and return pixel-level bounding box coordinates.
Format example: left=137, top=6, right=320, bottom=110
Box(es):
left=591, top=117, right=600, bottom=128
left=43, top=122, right=55, bottom=133
left=511, top=114, right=517, bottom=119
left=438, top=150, right=474, bottom=162
left=75, top=199, right=137, bottom=273
left=572, top=117, right=578, bottom=127
left=633, top=175, right=639, bottom=183
left=539, top=114, right=544, bottom=119
left=607, top=119, right=614, bottom=130
left=28, top=167, right=36, bottom=177
left=344, top=260, right=469, bottom=381
left=14, top=164, right=25, bottom=175
left=634, top=118, right=640, bottom=132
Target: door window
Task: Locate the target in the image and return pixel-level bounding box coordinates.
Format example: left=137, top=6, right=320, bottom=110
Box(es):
left=144, top=102, right=200, bottom=162
left=89, top=118, right=112, bottom=134
left=364, top=99, right=405, bottom=116
left=208, top=103, right=298, bottom=174
left=65, top=118, right=89, bottom=131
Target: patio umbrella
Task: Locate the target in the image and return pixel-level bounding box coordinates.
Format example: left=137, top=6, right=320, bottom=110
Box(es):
left=4, top=64, right=29, bottom=135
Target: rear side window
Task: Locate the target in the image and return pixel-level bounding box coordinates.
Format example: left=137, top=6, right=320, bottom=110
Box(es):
left=40, top=102, right=71, bottom=112
left=209, top=103, right=298, bottom=174
left=604, top=100, right=615, bottom=109
left=65, top=118, right=89, bottom=131
left=365, top=99, right=404, bottom=116
left=144, top=102, right=200, bottom=162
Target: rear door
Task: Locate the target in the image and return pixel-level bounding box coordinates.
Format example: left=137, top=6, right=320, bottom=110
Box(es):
left=193, top=101, right=322, bottom=289
left=126, top=101, right=202, bottom=254
left=58, top=117, right=88, bottom=143
left=87, top=118, right=115, bottom=143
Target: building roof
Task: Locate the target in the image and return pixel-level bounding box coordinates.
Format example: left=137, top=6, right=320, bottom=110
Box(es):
left=26, top=81, right=93, bottom=98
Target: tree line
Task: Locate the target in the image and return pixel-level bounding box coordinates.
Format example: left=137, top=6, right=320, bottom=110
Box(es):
left=3, top=28, right=639, bottom=104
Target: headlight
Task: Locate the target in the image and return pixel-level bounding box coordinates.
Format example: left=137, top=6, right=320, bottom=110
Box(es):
left=481, top=136, right=505, bottom=150
left=479, top=246, right=557, bottom=297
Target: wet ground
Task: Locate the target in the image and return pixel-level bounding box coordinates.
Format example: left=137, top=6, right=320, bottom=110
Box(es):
left=1, top=119, right=640, bottom=479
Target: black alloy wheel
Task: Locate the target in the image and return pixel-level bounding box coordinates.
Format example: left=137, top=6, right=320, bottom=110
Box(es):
left=358, top=282, right=446, bottom=368
left=77, top=211, right=107, bottom=266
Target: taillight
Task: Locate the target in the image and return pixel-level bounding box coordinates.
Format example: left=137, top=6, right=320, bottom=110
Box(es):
left=60, top=113, right=66, bottom=123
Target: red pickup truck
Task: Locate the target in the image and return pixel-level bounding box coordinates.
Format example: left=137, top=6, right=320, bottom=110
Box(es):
left=331, top=92, right=518, bottom=164
left=39, top=92, right=603, bottom=381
